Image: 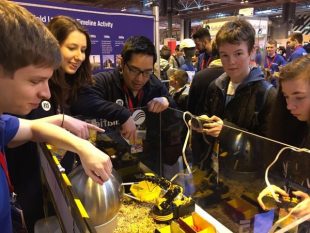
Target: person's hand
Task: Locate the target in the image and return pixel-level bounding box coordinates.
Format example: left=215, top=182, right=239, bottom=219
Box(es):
left=120, top=117, right=136, bottom=143
left=202, top=115, right=223, bottom=138
left=147, top=97, right=169, bottom=113
left=291, top=191, right=310, bottom=218
left=62, top=116, right=104, bottom=139
left=257, top=185, right=289, bottom=210
left=78, top=140, right=112, bottom=185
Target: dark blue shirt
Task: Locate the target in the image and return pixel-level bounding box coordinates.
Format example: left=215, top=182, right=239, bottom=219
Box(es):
left=0, top=115, right=19, bottom=233
left=264, top=54, right=287, bottom=74
left=287, top=46, right=307, bottom=62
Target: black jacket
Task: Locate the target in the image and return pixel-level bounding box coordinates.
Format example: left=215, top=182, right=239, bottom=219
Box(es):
left=71, top=69, right=174, bottom=124
left=204, top=67, right=277, bottom=175
left=188, top=66, right=224, bottom=115
left=204, top=67, right=276, bottom=136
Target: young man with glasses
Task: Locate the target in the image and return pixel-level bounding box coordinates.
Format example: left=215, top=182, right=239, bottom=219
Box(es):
left=72, top=36, right=174, bottom=149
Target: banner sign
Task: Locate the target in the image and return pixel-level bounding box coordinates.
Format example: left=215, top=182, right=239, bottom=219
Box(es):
left=15, top=0, right=155, bottom=73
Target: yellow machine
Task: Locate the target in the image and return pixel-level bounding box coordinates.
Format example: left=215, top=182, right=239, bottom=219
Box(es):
left=130, top=173, right=195, bottom=223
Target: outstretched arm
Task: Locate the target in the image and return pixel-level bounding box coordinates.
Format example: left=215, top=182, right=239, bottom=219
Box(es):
left=9, top=118, right=112, bottom=184
left=35, top=114, right=104, bottom=139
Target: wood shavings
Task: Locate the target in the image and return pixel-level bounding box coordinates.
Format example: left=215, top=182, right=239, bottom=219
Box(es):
left=114, top=197, right=167, bottom=233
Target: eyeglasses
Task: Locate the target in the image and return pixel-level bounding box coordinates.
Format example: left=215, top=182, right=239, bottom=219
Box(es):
left=125, top=63, right=153, bottom=78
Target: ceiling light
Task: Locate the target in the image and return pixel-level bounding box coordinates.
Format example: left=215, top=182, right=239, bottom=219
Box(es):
left=240, top=0, right=244, bottom=4
left=203, top=5, right=210, bottom=11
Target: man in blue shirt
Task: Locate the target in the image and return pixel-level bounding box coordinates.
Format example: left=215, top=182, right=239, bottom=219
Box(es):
left=192, top=28, right=213, bottom=72
left=287, top=32, right=307, bottom=62
left=264, top=39, right=287, bottom=87
left=0, top=2, right=112, bottom=232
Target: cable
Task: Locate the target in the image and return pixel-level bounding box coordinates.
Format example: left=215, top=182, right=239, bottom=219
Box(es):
left=263, top=146, right=310, bottom=232
left=182, top=111, right=194, bottom=174
left=265, top=147, right=310, bottom=202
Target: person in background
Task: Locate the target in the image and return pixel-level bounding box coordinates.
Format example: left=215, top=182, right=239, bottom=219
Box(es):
left=159, top=45, right=172, bottom=81
left=6, top=15, right=102, bottom=232
left=192, top=27, right=213, bottom=72
left=254, top=45, right=263, bottom=67
left=187, top=41, right=224, bottom=164
left=169, top=69, right=190, bottom=111
left=195, top=19, right=276, bottom=175
left=169, top=44, right=185, bottom=69
left=179, top=38, right=197, bottom=75
left=0, top=2, right=112, bottom=233
left=287, top=31, right=307, bottom=62
left=258, top=54, right=310, bottom=220
left=188, top=41, right=224, bottom=116
left=277, top=46, right=287, bottom=60
left=71, top=36, right=174, bottom=172
left=264, top=39, right=287, bottom=87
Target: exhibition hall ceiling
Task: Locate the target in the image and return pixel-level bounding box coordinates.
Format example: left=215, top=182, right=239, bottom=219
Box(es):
left=46, top=0, right=310, bottom=18
left=45, top=0, right=310, bottom=27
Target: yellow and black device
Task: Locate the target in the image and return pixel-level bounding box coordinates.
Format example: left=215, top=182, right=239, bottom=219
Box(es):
left=191, top=115, right=213, bottom=131
left=130, top=173, right=195, bottom=223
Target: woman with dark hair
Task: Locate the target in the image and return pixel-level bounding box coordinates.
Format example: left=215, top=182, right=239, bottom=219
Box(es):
left=6, top=16, right=100, bottom=232
left=47, top=15, right=93, bottom=110
left=258, top=54, right=310, bottom=220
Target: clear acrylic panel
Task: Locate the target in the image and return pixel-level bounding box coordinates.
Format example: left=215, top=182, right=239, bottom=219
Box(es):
left=74, top=105, right=310, bottom=232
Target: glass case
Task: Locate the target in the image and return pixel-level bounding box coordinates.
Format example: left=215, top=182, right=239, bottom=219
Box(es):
left=38, top=106, right=310, bottom=233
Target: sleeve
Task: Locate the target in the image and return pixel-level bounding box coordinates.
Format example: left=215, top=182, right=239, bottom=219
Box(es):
left=71, top=74, right=131, bottom=125
left=1, top=115, right=19, bottom=145
left=149, top=76, right=176, bottom=109
left=256, top=86, right=277, bottom=136
left=187, top=73, right=199, bottom=114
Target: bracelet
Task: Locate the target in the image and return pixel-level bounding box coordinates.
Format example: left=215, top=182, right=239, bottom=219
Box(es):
left=61, top=113, right=65, bottom=128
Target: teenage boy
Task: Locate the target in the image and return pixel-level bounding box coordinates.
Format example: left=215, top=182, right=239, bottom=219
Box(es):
left=196, top=19, right=276, bottom=176
left=264, top=39, right=287, bottom=86
left=0, top=2, right=112, bottom=232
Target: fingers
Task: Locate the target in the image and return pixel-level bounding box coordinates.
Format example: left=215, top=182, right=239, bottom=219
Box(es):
left=84, top=161, right=113, bottom=185
left=121, top=128, right=136, bottom=144
left=87, top=123, right=105, bottom=133
left=202, top=122, right=222, bottom=137
left=292, top=191, right=309, bottom=200
left=148, top=100, right=162, bottom=113
left=88, top=171, right=104, bottom=185
left=147, top=97, right=169, bottom=113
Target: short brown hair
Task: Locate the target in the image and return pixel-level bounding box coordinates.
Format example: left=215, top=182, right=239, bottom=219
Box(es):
left=267, top=39, right=277, bottom=47
left=289, top=32, right=303, bottom=44
left=215, top=18, right=255, bottom=54
left=279, top=54, right=310, bottom=84
left=171, top=69, right=188, bottom=87
left=0, top=1, right=61, bottom=75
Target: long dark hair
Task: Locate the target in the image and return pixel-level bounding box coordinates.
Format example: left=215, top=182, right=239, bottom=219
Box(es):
left=47, top=15, right=93, bottom=108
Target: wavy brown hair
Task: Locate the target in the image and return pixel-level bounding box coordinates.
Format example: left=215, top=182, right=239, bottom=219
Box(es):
left=47, top=15, right=93, bottom=108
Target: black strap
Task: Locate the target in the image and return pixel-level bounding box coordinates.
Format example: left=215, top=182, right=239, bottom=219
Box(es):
left=173, top=55, right=180, bottom=68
